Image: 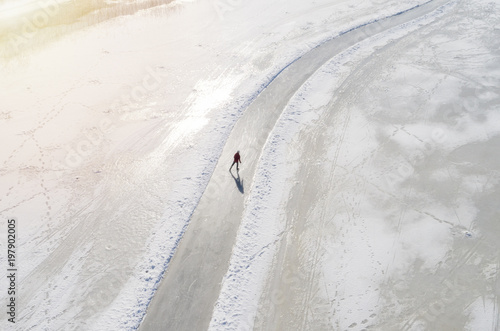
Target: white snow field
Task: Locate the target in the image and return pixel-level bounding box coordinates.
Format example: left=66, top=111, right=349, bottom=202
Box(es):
left=0, top=0, right=499, bottom=330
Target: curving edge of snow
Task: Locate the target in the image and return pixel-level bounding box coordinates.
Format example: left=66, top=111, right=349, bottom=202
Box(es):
left=207, top=2, right=458, bottom=330
left=74, top=1, right=453, bottom=330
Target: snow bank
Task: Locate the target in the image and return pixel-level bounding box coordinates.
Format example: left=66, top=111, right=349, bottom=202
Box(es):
left=208, top=1, right=460, bottom=329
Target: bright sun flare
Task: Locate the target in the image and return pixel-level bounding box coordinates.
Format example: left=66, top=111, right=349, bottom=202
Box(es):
left=0, top=0, right=42, bottom=21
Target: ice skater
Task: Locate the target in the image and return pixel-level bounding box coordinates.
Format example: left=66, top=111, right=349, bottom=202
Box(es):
left=230, top=150, right=241, bottom=172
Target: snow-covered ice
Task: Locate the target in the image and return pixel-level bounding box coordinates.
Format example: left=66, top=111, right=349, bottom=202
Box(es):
left=1, top=0, right=499, bottom=330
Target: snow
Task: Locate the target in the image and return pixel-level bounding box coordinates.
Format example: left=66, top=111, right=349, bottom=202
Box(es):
left=209, top=2, right=467, bottom=329
left=1, top=0, right=499, bottom=330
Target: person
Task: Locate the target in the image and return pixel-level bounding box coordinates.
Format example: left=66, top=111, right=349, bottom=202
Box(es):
left=230, top=151, right=241, bottom=171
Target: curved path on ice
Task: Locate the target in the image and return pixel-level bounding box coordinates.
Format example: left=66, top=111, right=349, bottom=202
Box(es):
left=139, top=0, right=460, bottom=330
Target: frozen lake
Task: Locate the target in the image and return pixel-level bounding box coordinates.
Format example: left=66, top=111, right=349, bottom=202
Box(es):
left=1, top=0, right=499, bottom=330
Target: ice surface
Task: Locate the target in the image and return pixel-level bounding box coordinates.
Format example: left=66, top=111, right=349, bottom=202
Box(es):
left=1, top=0, right=499, bottom=330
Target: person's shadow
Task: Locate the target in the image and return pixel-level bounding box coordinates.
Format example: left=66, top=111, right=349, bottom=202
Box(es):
left=230, top=169, right=244, bottom=194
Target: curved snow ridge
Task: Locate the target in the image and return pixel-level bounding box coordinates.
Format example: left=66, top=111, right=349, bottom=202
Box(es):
left=89, top=1, right=453, bottom=330
left=208, top=1, right=458, bottom=330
